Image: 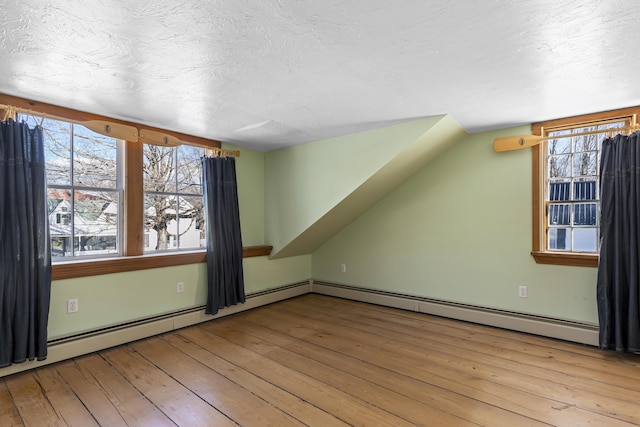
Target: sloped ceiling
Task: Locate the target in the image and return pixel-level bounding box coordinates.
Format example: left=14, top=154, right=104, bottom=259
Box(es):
left=2, top=1, right=640, bottom=151
left=265, top=115, right=467, bottom=258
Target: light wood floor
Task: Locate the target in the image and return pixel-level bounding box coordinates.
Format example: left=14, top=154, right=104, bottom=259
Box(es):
left=2, top=294, right=640, bottom=426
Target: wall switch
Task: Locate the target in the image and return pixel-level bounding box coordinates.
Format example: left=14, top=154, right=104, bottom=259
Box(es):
left=341, top=264, right=347, bottom=273
left=518, top=286, right=528, bottom=298
left=177, top=282, right=185, bottom=293
left=67, top=298, right=79, bottom=313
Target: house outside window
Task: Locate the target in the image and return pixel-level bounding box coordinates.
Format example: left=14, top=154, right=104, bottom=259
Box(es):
left=143, top=144, right=205, bottom=252
left=21, top=114, right=122, bottom=258
left=531, top=107, right=640, bottom=267
left=19, top=114, right=206, bottom=260
left=3, top=94, right=268, bottom=280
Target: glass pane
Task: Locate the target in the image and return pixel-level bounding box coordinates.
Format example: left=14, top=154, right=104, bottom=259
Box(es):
left=48, top=188, right=72, bottom=257
left=73, top=124, right=118, bottom=188
left=573, top=203, right=597, bottom=226
left=177, top=196, right=205, bottom=249
left=573, top=133, right=599, bottom=152
left=547, top=137, right=571, bottom=155
left=598, top=121, right=627, bottom=132
left=549, top=155, right=571, bottom=178
left=41, top=117, right=72, bottom=186
left=549, top=228, right=570, bottom=251
left=549, top=181, right=570, bottom=201
left=143, top=145, right=176, bottom=192
left=549, top=204, right=570, bottom=226
left=177, top=145, right=203, bottom=194
left=573, top=152, right=597, bottom=177
left=144, top=194, right=177, bottom=251
left=548, top=129, right=571, bottom=138
left=73, top=190, right=119, bottom=256
left=573, top=228, right=597, bottom=252
left=573, top=179, right=597, bottom=201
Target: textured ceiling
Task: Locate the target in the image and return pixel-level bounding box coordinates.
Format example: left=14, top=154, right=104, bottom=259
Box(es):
left=1, top=0, right=640, bottom=151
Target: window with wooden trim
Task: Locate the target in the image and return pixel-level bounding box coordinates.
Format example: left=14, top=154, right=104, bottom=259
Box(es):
left=20, top=114, right=124, bottom=259
left=531, top=106, right=640, bottom=267
left=0, top=93, right=225, bottom=279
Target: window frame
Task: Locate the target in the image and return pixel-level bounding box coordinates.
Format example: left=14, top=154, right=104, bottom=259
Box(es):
left=29, top=116, right=125, bottom=260
left=142, top=144, right=206, bottom=253
left=531, top=106, right=640, bottom=267
left=1, top=93, right=271, bottom=279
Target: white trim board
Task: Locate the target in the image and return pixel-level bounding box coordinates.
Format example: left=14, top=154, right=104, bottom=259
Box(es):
left=1, top=281, right=311, bottom=378
left=2, top=279, right=600, bottom=377
left=311, top=281, right=599, bottom=347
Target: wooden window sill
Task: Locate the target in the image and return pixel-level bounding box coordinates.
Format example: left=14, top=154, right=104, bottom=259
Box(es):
left=52, top=245, right=273, bottom=280
left=531, top=251, right=598, bottom=268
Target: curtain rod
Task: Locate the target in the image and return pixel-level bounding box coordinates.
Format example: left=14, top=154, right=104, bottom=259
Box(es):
left=494, top=123, right=640, bottom=152
left=206, top=147, right=241, bottom=158
left=1, top=104, right=18, bottom=121
left=1, top=103, right=234, bottom=154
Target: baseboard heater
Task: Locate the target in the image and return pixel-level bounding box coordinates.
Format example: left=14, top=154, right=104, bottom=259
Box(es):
left=47, top=281, right=310, bottom=346
left=311, top=281, right=599, bottom=347
left=2, top=279, right=598, bottom=377
left=1, top=281, right=311, bottom=377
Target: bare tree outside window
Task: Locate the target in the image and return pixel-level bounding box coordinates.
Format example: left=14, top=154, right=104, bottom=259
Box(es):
left=19, top=115, right=121, bottom=258
left=19, top=114, right=205, bottom=258
left=143, top=144, right=205, bottom=251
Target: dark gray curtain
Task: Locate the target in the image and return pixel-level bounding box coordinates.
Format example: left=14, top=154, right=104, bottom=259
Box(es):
left=202, top=156, right=245, bottom=315
left=0, top=119, right=51, bottom=367
left=597, top=132, right=640, bottom=352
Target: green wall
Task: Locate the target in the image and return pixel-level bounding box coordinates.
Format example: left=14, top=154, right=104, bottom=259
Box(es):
left=44, top=124, right=601, bottom=340
left=311, top=126, right=599, bottom=324
left=223, top=142, right=265, bottom=245
left=49, top=255, right=311, bottom=339
left=264, top=117, right=446, bottom=254
left=47, top=144, right=311, bottom=340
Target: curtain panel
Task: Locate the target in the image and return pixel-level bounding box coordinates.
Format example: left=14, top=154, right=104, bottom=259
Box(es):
left=0, top=119, right=51, bottom=367
left=202, top=156, right=245, bottom=315
left=597, top=132, right=640, bottom=352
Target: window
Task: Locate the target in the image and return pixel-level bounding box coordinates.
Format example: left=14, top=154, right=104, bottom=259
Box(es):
left=20, top=114, right=209, bottom=260
left=531, top=107, right=640, bottom=267
left=21, top=114, right=123, bottom=259
left=2, top=93, right=270, bottom=279
left=143, top=145, right=205, bottom=252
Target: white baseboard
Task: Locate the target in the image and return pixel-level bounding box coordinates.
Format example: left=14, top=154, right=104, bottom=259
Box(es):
left=311, top=281, right=599, bottom=347
left=1, top=281, right=311, bottom=378
left=2, top=279, right=599, bottom=377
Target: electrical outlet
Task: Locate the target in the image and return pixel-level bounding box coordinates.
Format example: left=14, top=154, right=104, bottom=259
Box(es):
left=67, top=298, right=79, bottom=313
left=177, top=282, right=185, bottom=293
left=518, top=286, right=528, bottom=298
left=341, top=264, right=347, bottom=273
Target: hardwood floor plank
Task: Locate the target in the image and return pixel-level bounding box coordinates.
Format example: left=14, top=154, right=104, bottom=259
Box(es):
left=3, top=294, right=640, bottom=426
left=54, top=359, right=128, bottom=427
left=216, top=316, right=547, bottom=427
left=283, top=296, right=640, bottom=424
left=132, top=336, right=304, bottom=426
left=178, top=325, right=416, bottom=426
left=208, top=318, right=507, bottom=426
left=245, top=300, right=637, bottom=426
left=161, top=333, right=349, bottom=427
left=73, top=353, right=176, bottom=426
left=4, top=372, right=65, bottom=427
left=309, top=294, right=640, bottom=381
left=311, top=294, right=640, bottom=367
left=0, top=379, right=24, bottom=427
left=33, top=367, right=99, bottom=426
left=101, top=346, right=236, bottom=427
left=309, top=297, right=640, bottom=394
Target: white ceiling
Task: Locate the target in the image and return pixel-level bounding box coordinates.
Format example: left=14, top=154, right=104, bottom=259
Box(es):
left=2, top=0, right=640, bottom=151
